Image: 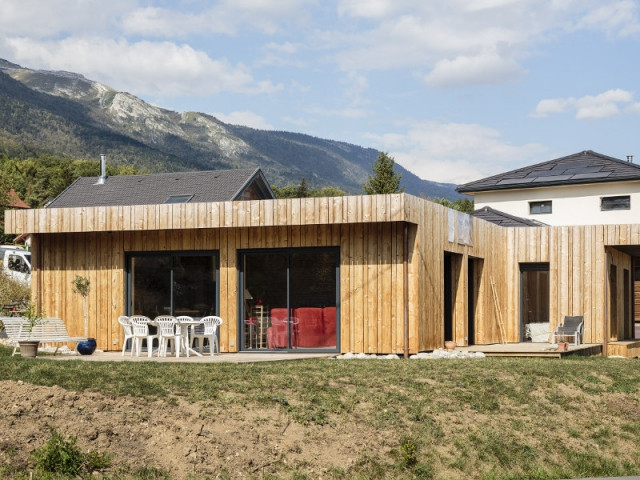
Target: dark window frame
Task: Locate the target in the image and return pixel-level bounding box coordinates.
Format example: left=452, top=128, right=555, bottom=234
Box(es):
left=601, top=195, right=630, bottom=211
left=125, top=250, right=220, bottom=317
left=529, top=201, right=552, bottom=215
left=237, top=247, right=340, bottom=353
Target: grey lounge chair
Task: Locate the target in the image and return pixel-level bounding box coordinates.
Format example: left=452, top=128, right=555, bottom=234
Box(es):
left=551, top=315, right=584, bottom=346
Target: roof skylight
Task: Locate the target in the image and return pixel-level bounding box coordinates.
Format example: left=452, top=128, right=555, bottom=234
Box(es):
left=164, top=194, right=194, bottom=204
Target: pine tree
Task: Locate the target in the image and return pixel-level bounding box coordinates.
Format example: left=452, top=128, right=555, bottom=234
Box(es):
left=363, top=152, right=404, bottom=194
left=296, top=177, right=310, bottom=198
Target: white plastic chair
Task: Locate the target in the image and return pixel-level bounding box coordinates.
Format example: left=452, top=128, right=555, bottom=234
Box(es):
left=129, top=315, right=158, bottom=358
left=155, top=315, right=180, bottom=357
left=191, top=316, right=223, bottom=356
left=117, top=315, right=133, bottom=356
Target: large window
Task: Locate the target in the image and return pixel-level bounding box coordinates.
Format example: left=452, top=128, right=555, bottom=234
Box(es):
left=127, top=252, right=218, bottom=318
left=239, top=248, right=339, bottom=352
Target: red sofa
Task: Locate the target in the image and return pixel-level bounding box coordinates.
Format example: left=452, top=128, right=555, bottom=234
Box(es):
left=321, top=307, right=336, bottom=347
left=294, top=307, right=324, bottom=348
left=267, top=306, right=337, bottom=349
left=266, top=308, right=294, bottom=348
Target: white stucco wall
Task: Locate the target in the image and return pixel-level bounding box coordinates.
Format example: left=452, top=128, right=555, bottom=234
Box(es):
left=474, top=181, right=640, bottom=226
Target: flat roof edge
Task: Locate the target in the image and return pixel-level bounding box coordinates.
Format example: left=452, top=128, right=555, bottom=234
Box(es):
left=5, top=194, right=416, bottom=234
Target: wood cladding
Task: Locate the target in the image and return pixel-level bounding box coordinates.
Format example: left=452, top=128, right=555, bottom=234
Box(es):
left=7, top=193, right=640, bottom=354
left=6, top=195, right=409, bottom=234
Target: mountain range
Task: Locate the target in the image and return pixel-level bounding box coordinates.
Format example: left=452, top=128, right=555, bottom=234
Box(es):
left=0, top=58, right=459, bottom=199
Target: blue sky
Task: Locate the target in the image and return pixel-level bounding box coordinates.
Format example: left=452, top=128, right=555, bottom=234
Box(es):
left=1, top=1, right=640, bottom=185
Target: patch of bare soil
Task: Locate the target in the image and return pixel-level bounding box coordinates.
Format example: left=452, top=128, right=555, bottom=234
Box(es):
left=0, top=381, right=388, bottom=478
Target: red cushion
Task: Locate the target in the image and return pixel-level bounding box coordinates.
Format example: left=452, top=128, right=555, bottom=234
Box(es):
left=295, top=307, right=324, bottom=347
left=267, top=308, right=294, bottom=348
left=322, top=307, right=337, bottom=347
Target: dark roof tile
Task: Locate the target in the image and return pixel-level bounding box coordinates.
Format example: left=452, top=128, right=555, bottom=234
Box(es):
left=457, top=150, right=640, bottom=193
left=471, top=207, right=546, bottom=227
left=47, top=168, right=274, bottom=208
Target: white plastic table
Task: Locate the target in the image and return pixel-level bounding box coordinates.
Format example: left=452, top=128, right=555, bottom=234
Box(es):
left=176, top=318, right=204, bottom=357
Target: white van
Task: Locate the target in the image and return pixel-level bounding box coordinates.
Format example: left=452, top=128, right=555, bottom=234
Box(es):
left=2, top=248, right=31, bottom=284
left=0, top=244, right=25, bottom=258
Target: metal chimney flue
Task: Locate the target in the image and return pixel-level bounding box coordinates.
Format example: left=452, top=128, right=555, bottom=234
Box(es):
left=627, top=155, right=633, bottom=163
left=96, top=154, right=107, bottom=185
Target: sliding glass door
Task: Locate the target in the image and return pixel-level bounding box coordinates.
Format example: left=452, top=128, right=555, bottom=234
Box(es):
left=240, top=248, right=339, bottom=352
left=127, top=252, right=218, bottom=319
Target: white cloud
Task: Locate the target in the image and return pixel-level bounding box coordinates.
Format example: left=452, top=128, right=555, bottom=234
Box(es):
left=425, top=50, right=524, bottom=87
left=2, top=37, right=282, bottom=97
left=574, top=1, right=640, bottom=37
left=0, top=0, right=130, bottom=37
left=213, top=111, right=274, bottom=130
left=531, top=89, right=635, bottom=119
left=328, top=1, right=640, bottom=89
left=366, top=120, right=547, bottom=184
left=121, top=7, right=217, bottom=36
left=122, top=0, right=312, bottom=37
left=258, top=42, right=306, bottom=67
left=337, top=0, right=404, bottom=19
left=530, top=98, right=573, bottom=117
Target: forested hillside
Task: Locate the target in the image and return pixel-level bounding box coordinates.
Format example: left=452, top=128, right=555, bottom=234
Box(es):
left=0, top=155, right=142, bottom=208
left=0, top=154, right=144, bottom=242
left=0, top=60, right=461, bottom=200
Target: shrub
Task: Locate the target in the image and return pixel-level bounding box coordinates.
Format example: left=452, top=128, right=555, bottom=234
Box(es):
left=32, top=429, right=111, bottom=476
left=0, top=270, right=30, bottom=308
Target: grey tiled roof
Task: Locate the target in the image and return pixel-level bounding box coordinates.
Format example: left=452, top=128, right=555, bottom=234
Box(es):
left=47, top=168, right=274, bottom=208
left=471, top=207, right=545, bottom=227
left=457, top=150, right=640, bottom=194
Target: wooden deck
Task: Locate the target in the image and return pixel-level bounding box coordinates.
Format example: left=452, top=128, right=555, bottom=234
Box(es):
left=460, top=343, right=602, bottom=358
left=608, top=340, right=640, bottom=358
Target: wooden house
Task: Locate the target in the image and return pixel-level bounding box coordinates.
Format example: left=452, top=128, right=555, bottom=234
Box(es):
left=4, top=170, right=640, bottom=356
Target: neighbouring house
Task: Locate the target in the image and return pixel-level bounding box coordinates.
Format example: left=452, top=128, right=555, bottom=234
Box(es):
left=4, top=166, right=640, bottom=357
left=47, top=167, right=275, bottom=207
left=7, top=189, right=29, bottom=210
left=459, top=150, right=640, bottom=333
left=457, top=150, right=640, bottom=227
left=2, top=188, right=30, bottom=245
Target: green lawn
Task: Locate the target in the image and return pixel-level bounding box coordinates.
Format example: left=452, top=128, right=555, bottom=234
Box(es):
left=1, top=345, right=640, bottom=479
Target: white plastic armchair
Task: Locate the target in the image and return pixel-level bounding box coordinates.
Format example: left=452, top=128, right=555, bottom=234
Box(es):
left=155, top=315, right=180, bottom=357
left=117, top=315, right=133, bottom=356
left=191, top=316, right=223, bottom=356
left=129, top=315, right=158, bottom=358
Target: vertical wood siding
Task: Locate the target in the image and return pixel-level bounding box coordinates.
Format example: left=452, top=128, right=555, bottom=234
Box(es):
left=13, top=194, right=640, bottom=353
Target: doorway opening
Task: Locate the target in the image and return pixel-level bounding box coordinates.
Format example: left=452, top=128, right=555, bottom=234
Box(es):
left=520, top=263, right=549, bottom=342
left=468, top=257, right=483, bottom=345
left=444, top=252, right=463, bottom=343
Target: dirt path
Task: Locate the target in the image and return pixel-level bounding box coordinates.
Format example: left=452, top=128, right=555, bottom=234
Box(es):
left=0, top=380, right=387, bottom=478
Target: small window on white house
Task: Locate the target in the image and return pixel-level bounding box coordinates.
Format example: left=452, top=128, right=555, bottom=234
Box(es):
left=164, top=194, right=194, bottom=204
left=601, top=195, right=630, bottom=211
left=530, top=201, right=552, bottom=214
